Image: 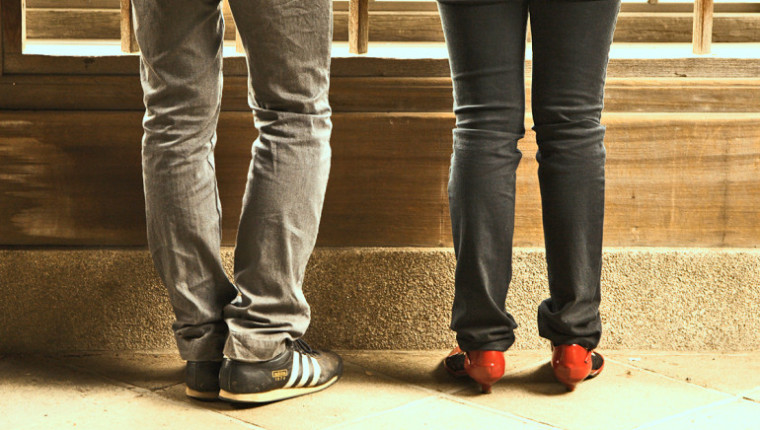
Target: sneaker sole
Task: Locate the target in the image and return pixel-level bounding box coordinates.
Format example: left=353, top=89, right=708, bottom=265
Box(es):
left=185, top=387, right=220, bottom=401
left=218, top=375, right=340, bottom=404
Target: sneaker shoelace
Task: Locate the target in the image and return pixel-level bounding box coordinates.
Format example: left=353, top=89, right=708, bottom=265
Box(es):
left=293, top=339, right=319, bottom=357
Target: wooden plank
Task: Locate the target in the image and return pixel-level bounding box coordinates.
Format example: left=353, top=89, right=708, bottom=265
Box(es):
left=24, top=9, right=760, bottom=43
left=616, top=13, right=760, bottom=43
left=23, top=0, right=760, bottom=13
left=25, top=9, right=118, bottom=39
left=119, top=0, right=137, bottom=53
left=2, top=0, right=24, bottom=54
left=0, top=0, right=4, bottom=76
left=349, top=0, right=369, bottom=54
left=28, top=0, right=117, bottom=8
left=1, top=111, right=759, bottom=247
left=4, top=75, right=760, bottom=113
left=693, top=0, right=715, bottom=54
left=333, top=1, right=760, bottom=14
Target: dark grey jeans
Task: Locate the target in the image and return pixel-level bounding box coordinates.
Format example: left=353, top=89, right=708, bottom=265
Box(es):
left=438, top=0, right=621, bottom=351
left=132, top=0, right=333, bottom=362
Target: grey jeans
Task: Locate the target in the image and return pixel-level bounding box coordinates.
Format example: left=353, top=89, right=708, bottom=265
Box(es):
left=438, top=0, right=620, bottom=351
left=132, top=0, right=333, bottom=362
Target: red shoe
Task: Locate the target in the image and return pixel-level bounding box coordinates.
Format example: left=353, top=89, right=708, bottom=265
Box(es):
left=551, top=344, right=605, bottom=391
left=443, top=347, right=505, bottom=393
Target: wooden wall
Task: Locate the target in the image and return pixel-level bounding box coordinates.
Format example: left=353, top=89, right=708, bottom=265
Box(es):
left=2, top=1, right=760, bottom=248
left=2, top=108, right=760, bottom=247
left=21, top=1, right=760, bottom=43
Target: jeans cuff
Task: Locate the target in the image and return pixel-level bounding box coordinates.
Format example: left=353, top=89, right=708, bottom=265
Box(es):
left=223, top=333, right=290, bottom=363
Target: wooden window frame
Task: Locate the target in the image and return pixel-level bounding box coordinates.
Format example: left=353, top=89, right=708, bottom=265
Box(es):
left=3, top=0, right=760, bottom=78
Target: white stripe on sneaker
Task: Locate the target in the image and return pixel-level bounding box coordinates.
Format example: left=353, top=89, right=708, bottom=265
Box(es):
left=283, top=351, right=300, bottom=388
left=309, top=356, right=321, bottom=387
left=295, top=353, right=311, bottom=388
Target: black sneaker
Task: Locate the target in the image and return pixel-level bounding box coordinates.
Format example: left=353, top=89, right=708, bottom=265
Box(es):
left=185, top=361, right=222, bottom=400
left=218, top=339, right=342, bottom=404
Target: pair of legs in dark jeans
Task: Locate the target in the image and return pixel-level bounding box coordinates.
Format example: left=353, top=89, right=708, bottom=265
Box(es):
left=438, top=0, right=621, bottom=353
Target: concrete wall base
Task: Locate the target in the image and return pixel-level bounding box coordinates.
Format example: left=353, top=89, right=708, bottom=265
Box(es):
left=1, top=248, right=758, bottom=353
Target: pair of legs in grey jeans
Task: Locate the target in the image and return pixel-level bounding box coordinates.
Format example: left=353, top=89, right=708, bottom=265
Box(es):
left=133, top=0, right=332, bottom=363
left=438, top=0, right=621, bottom=352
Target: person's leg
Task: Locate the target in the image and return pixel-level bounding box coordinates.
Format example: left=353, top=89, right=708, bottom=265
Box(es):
left=437, top=0, right=529, bottom=354
left=529, top=0, right=621, bottom=351
left=133, top=0, right=236, bottom=364
left=223, top=0, right=333, bottom=363
left=213, top=0, right=341, bottom=404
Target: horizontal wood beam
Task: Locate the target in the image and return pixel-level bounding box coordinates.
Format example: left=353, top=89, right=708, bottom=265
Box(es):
left=1, top=111, right=759, bottom=247
left=25, top=0, right=760, bottom=14
left=3, top=75, right=760, bottom=113
left=24, top=9, right=760, bottom=43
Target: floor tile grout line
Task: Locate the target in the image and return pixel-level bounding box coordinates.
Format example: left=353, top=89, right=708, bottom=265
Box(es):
left=606, top=357, right=743, bottom=398
left=605, top=351, right=753, bottom=358
left=321, top=396, right=439, bottom=430
left=630, top=397, right=742, bottom=430
left=434, top=393, right=564, bottom=430
left=340, top=360, right=563, bottom=430
left=737, top=385, right=760, bottom=399
left=40, top=355, right=267, bottom=430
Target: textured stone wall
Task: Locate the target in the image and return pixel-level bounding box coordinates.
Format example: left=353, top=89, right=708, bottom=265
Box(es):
left=1, top=248, right=758, bottom=353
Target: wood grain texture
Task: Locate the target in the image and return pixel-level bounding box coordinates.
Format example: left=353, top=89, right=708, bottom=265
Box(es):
left=119, top=0, right=137, bottom=53
left=3, top=75, right=760, bottom=113
left=24, top=9, right=760, bottom=43
left=1, top=0, right=23, bottom=54
left=24, top=0, right=760, bottom=13
left=1, top=111, right=759, bottom=247
left=0, top=0, right=4, bottom=76
left=26, top=8, right=118, bottom=39
left=28, top=0, right=117, bottom=8
left=348, top=0, right=370, bottom=54
left=693, top=0, right=715, bottom=54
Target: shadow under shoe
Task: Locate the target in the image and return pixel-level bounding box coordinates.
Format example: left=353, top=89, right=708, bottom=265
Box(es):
left=185, top=361, right=222, bottom=400
left=219, top=339, right=342, bottom=404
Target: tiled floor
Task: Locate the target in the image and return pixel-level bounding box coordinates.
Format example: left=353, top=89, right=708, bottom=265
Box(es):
left=1, top=350, right=758, bottom=430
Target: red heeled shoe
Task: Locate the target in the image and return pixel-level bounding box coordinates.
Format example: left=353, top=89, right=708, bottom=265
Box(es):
left=551, top=344, right=605, bottom=391
left=444, top=347, right=505, bottom=393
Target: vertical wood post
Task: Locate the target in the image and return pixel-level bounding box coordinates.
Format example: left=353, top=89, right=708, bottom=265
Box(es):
left=1, top=0, right=25, bottom=55
left=0, top=0, right=5, bottom=76
left=692, top=0, right=714, bottom=55
left=349, top=0, right=369, bottom=54
left=120, top=0, right=138, bottom=53
left=234, top=26, right=244, bottom=53
left=222, top=0, right=244, bottom=53
left=20, top=0, right=25, bottom=53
